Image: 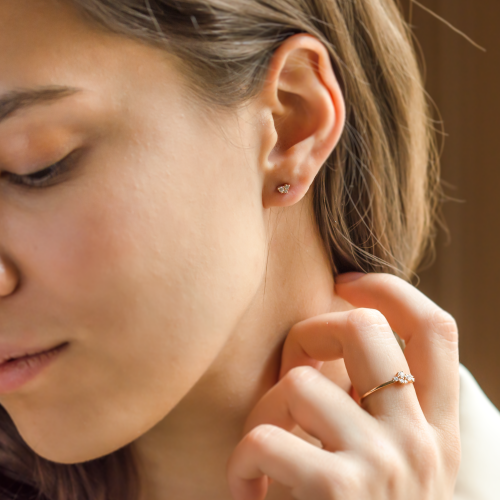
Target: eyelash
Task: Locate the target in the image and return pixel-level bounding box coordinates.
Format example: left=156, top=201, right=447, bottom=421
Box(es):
left=3, top=153, right=74, bottom=189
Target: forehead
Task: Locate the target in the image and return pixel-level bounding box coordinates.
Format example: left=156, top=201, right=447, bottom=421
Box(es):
left=0, top=1, right=98, bottom=87
left=0, top=0, right=181, bottom=105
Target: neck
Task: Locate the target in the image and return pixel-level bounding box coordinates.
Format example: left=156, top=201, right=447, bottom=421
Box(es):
left=132, top=194, right=351, bottom=500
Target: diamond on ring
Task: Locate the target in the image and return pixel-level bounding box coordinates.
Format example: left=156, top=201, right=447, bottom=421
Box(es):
left=393, top=371, right=414, bottom=384
left=361, top=370, right=415, bottom=403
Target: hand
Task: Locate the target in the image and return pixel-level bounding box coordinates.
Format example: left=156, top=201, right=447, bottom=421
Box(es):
left=226, top=273, right=461, bottom=500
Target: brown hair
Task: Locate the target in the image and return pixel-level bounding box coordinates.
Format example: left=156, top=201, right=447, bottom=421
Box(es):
left=0, top=0, right=440, bottom=498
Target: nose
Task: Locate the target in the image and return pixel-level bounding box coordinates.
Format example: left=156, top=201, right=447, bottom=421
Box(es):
left=0, top=255, right=18, bottom=297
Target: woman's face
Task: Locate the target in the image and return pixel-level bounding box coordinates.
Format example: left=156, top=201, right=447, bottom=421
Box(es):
left=0, top=0, right=269, bottom=463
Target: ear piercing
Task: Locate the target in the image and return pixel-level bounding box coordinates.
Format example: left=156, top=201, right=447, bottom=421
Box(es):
left=277, top=184, right=290, bottom=194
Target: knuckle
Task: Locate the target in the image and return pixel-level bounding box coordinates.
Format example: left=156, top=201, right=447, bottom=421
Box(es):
left=323, top=463, right=363, bottom=498
left=347, top=308, right=393, bottom=344
left=371, top=272, right=402, bottom=293
left=419, top=445, right=440, bottom=485
left=347, top=307, right=389, bottom=331
left=304, top=470, right=337, bottom=498
left=312, top=473, right=341, bottom=499
left=363, top=437, right=405, bottom=480
left=406, top=430, right=441, bottom=482
left=378, top=272, right=402, bottom=286
left=283, top=365, right=319, bottom=390
left=417, top=437, right=462, bottom=495
left=243, top=424, right=281, bottom=454
left=375, top=444, right=402, bottom=473
left=428, top=309, right=458, bottom=344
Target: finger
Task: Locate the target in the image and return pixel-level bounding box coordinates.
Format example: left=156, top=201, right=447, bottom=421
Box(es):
left=227, top=424, right=341, bottom=500
left=335, top=272, right=459, bottom=428
left=279, top=308, right=422, bottom=420
left=243, top=365, right=375, bottom=452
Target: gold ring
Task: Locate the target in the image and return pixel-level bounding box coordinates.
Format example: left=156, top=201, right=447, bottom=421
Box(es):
left=360, top=371, right=415, bottom=403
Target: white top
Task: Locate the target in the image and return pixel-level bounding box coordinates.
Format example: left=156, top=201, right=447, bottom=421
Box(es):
left=454, top=363, right=500, bottom=499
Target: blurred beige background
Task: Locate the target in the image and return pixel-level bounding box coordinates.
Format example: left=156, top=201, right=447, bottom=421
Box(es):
left=403, top=1, right=500, bottom=409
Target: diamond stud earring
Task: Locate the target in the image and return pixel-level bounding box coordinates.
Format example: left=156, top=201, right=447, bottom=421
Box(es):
left=277, top=184, right=290, bottom=194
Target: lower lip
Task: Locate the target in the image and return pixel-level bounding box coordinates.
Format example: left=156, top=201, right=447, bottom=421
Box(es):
left=0, top=342, right=69, bottom=395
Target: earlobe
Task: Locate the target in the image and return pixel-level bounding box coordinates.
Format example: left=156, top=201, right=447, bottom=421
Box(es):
left=277, top=183, right=291, bottom=194
left=259, top=34, right=345, bottom=209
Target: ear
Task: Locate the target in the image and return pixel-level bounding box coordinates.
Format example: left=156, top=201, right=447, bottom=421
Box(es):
left=257, top=33, right=345, bottom=209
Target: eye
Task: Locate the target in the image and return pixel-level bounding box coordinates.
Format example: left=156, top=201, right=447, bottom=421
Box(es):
left=1, top=151, right=77, bottom=189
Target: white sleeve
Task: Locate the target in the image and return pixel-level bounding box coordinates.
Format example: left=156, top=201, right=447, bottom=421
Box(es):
left=453, top=363, right=500, bottom=500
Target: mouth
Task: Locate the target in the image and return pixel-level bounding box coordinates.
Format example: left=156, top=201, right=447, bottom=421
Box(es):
left=0, top=342, right=69, bottom=394
left=0, top=342, right=68, bottom=365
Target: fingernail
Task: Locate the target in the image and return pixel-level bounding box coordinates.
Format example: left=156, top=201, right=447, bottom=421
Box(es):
left=335, top=272, right=365, bottom=284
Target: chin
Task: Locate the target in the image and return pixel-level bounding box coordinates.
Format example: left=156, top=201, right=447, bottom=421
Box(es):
left=15, top=420, right=129, bottom=465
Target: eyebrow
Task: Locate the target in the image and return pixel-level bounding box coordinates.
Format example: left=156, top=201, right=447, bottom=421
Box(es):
left=0, top=85, right=82, bottom=123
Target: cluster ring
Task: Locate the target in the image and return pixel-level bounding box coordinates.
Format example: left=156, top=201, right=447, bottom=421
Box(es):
left=360, top=371, right=415, bottom=403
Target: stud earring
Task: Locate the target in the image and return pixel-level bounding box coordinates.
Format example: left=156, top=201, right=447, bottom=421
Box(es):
left=277, top=184, right=290, bottom=194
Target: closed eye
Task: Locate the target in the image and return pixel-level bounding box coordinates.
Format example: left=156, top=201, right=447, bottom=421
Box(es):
left=1, top=150, right=78, bottom=189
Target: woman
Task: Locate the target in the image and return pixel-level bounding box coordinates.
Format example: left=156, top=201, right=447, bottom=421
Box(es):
left=0, top=0, right=498, bottom=499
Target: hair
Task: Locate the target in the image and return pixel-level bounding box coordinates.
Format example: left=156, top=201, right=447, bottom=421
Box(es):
left=0, top=0, right=441, bottom=498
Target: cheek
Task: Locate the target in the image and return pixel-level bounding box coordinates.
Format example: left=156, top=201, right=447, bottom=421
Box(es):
left=2, top=151, right=266, bottom=463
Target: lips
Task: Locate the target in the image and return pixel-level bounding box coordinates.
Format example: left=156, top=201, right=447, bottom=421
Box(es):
left=0, top=342, right=68, bottom=366
left=0, top=342, right=69, bottom=394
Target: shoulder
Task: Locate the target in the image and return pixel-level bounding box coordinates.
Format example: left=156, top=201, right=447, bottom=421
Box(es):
left=453, top=363, right=500, bottom=500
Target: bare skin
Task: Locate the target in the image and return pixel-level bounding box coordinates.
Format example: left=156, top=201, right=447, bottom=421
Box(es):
left=0, top=1, right=349, bottom=497
left=0, top=2, right=460, bottom=500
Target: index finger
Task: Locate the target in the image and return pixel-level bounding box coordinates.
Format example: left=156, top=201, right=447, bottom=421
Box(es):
left=334, top=272, right=459, bottom=428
